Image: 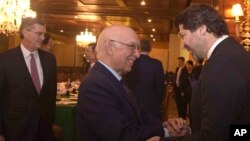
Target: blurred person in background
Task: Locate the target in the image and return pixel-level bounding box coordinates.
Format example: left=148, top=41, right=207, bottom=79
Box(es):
left=0, top=17, right=57, bottom=141
left=41, top=33, right=53, bottom=52
left=126, top=39, right=165, bottom=120
left=84, top=43, right=97, bottom=71
left=174, top=57, right=189, bottom=119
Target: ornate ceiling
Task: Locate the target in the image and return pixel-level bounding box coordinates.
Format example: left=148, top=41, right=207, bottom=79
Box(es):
left=31, top=0, right=214, bottom=41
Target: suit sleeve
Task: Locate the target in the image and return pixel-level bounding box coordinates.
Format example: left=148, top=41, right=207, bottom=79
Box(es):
left=76, top=80, right=164, bottom=141
left=49, top=55, right=57, bottom=124
left=162, top=57, right=248, bottom=141
left=155, top=61, right=165, bottom=102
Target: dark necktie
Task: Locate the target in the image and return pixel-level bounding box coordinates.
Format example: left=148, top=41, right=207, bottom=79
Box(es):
left=30, top=54, right=41, bottom=94
left=120, top=78, right=133, bottom=97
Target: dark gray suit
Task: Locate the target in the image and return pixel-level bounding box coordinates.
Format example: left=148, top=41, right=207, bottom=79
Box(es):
left=76, top=61, right=164, bottom=141
left=162, top=37, right=250, bottom=141
left=126, top=54, right=165, bottom=120
left=0, top=46, right=57, bottom=141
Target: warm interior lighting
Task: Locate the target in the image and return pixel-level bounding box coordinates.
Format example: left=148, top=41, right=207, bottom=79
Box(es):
left=239, top=0, right=250, bottom=52
left=232, top=3, right=244, bottom=22
left=0, top=0, right=36, bottom=35
left=140, top=0, right=146, bottom=6
left=76, top=29, right=96, bottom=48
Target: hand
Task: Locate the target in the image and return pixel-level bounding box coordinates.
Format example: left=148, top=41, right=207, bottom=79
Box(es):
left=0, top=135, right=5, bottom=141
left=167, top=118, right=187, bottom=132
left=52, top=124, right=64, bottom=139
left=163, top=118, right=190, bottom=137
left=146, top=136, right=160, bottom=141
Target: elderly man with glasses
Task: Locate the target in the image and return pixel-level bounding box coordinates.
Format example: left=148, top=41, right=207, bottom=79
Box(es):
left=76, top=25, right=173, bottom=141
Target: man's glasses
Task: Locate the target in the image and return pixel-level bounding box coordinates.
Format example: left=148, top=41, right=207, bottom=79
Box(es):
left=27, top=29, right=46, bottom=37
left=109, top=39, right=141, bottom=51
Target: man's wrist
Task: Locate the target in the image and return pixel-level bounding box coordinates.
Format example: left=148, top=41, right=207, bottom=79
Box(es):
left=163, top=127, right=169, bottom=137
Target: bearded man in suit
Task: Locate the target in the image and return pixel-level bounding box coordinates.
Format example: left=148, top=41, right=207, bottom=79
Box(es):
left=148, top=4, right=250, bottom=141
left=0, top=17, right=57, bottom=141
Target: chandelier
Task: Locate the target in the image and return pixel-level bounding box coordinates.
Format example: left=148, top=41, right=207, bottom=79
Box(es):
left=76, top=29, right=96, bottom=48
left=0, top=0, right=36, bottom=35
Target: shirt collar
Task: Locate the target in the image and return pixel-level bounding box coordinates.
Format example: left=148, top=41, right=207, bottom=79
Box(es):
left=20, top=44, right=38, bottom=58
left=207, top=35, right=229, bottom=59
left=98, top=60, right=122, bottom=81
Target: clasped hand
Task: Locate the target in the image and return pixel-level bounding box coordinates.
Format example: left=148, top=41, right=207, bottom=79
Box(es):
left=163, top=118, right=190, bottom=137
left=146, top=118, right=190, bottom=141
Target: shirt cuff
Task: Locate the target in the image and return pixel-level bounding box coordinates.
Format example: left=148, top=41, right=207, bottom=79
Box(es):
left=163, top=127, right=169, bottom=137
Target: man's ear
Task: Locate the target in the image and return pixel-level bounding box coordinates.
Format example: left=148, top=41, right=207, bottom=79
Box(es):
left=106, top=41, right=113, bottom=55
left=199, top=25, right=207, bottom=36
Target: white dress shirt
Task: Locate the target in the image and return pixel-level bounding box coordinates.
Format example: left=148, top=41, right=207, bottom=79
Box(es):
left=21, top=44, right=44, bottom=87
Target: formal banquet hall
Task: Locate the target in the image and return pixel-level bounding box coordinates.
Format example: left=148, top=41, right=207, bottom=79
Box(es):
left=0, top=0, right=249, bottom=141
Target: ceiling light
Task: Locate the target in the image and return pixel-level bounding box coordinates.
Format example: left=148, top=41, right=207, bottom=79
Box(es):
left=148, top=19, right=152, bottom=22
left=152, top=28, right=156, bottom=32
left=76, top=29, right=96, bottom=48
left=0, top=0, right=36, bottom=35
left=150, top=34, right=154, bottom=37
left=140, top=0, right=146, bottom=6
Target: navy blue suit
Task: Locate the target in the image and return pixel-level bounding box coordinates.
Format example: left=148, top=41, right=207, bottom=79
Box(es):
left=126, top=54, right=165, bottom=120
left=0, top=46, right=57, bottom=141
left=76, top=61, right=164, bottom=141
left=161, top=37, right=250, bottom=141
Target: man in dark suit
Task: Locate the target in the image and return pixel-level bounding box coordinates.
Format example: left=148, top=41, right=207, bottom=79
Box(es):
left=174, top=57, right=189, bottom=119
left=0, top=17, right=57, bottom=141
left=126, top=39, right=165, bottom=120
left=148, top=4, right=250, bottom=141
left=84, top=43, right=97, bottom=71
left=76, top=25, right=167, bottom=141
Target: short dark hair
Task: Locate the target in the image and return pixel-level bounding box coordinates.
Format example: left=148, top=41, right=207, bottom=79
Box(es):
left=140, top=39, right=152, bottom=52
left=187, top=60, right=194, bottom=66
left=19, top=17, right=45, bottom=39
left=88, top=43, right=97, bottom=51
left=178, top=57, right=185, bottom=62
left=175, top=4, right=228, bottom=37
left=43, top=33, right=51, bottom=45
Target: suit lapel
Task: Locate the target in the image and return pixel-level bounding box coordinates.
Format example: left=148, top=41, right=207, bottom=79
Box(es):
left=16, top=47, right=39, bottom=95
left=38, top=50, right=48, bottom=92
left=94, top=62, right=142, bottom=123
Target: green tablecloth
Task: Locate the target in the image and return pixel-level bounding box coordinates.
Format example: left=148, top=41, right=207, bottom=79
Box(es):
left=55, top=104, right=80, bottom=141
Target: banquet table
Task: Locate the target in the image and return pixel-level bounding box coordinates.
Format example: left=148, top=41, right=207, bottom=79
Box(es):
left=55, top=81, right=81, bottom=141
left=55, top=103, right=80, bottom=141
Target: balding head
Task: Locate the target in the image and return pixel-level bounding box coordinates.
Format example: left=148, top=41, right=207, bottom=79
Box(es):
left=96, top=25, right=140, bottom=75
left=97, top=25, right=139, bottom=57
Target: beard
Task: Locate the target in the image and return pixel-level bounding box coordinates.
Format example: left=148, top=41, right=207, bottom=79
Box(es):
left=191, top=50, right=203, bottom=62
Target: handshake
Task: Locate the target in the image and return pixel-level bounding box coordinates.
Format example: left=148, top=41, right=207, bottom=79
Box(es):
left=147, top=118, right=191, bottom=141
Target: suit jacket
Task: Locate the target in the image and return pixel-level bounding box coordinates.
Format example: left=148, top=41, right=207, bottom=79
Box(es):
left=174, top=66, right=189, bottom=93
left=162, top=37, right=250, bottom=141
left=0, top=46, right=57, bottom=141
left=76, top=61, right=164, bottom=141
left=126, top=54, right=165, bottom=120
